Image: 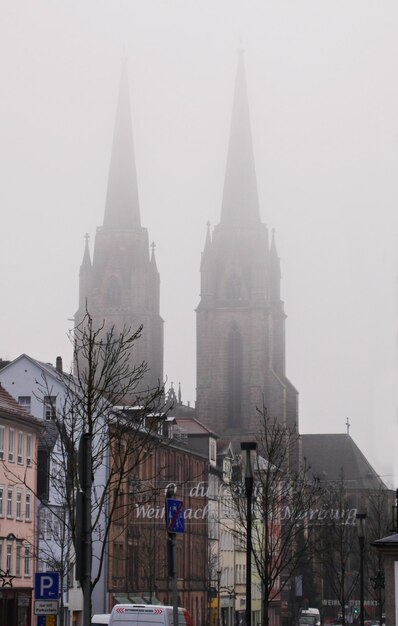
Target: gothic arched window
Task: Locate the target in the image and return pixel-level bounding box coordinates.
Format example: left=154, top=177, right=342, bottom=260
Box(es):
left=227, top=324, right=242, bottom=427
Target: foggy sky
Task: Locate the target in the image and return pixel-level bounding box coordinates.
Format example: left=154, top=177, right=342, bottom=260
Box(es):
left=1, top=1, right=398, bottom=482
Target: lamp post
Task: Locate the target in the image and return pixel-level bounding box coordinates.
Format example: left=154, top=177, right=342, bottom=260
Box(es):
left=241, top=441, right=257, bottom=626
left=356, top=513, right=367, bottom=626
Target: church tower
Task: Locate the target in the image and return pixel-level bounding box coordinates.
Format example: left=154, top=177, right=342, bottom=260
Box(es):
left=196, top=50, right=298, bottom=437
left=75, top=60, right=163, bottom=391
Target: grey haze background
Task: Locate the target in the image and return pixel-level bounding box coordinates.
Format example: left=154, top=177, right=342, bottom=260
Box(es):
left=1, top=1, right=398, bottom=481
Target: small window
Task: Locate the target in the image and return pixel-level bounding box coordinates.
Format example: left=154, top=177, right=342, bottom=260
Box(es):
left=0, top=539, right=3, bottom=570
left=25, top=492, right=31, bottom=522
left=0, top=486, right=3, bottom=517
left=17, top=432, right=23, bottom=464
left=6, top=540, right=13, bottom=573
left=8, top=428, right=14, bottom=462
left=44, top=396, right=56, bottom=421
left=7, top=487, right=13, bottom=518
left=24, top=543, right=31, bottom=576
left=26, top=434, right=32, bottom=466
left=39, top=508, right=46, bottom=539
left=16, top=490, right=22, bottom=520
left=18, top=396, right=31, bottom=413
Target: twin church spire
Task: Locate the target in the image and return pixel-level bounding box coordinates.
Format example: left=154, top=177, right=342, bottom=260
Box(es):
left=77, top=51, right=296, bottom=437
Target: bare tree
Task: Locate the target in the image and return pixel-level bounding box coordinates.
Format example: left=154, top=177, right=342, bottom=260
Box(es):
left=364, top=488, right=393, bottom=626
left=36, top=502, right=73, bottom=625
left=317, top=477, right=359, bottom=626
left=229, top=410, right=323, bottom=626
left=5, top=310, right=167, bottom=625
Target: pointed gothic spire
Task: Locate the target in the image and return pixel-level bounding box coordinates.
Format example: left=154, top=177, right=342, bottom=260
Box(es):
left=79, top=233, right=92, bottom=309
left=220, top=48, right=260, bottom=226
left=103, top=58, right=141, bottom=230
left=80, top=233, right=92, bottom=271
left=150, top=241, right=158, bottom=271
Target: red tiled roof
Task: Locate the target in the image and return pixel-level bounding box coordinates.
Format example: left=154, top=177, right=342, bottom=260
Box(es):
left=175, top=417, right=218, bottom=436
left=0, top=384, right=41, bottom=428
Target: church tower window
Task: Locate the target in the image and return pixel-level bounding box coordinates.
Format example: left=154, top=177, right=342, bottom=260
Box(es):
left=227, top=324, right=242, bottom=428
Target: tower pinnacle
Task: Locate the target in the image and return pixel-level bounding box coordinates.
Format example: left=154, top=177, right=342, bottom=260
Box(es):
left=103, top=58, right=141, bottom=230
left=220, top=48, right=260, bottom=226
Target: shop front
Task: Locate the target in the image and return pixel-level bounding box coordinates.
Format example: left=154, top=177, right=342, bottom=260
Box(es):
left=0, top=587, right=32, bottom=626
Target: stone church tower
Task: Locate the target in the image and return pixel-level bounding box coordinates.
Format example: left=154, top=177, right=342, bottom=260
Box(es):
left=75, top=60, right=163, bottom=392
left=196, top=50, right=298, bottom=437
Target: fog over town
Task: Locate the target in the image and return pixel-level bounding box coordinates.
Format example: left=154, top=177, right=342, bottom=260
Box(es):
left=1, top=1, right=398, bottom=481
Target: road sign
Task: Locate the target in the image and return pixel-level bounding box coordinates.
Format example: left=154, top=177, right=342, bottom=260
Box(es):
left=37, top=616, right=57, bottom=625
left=34, top=600, right=58, bottom=615
left=35, top=572, right=60, bottom=599
left=166, top=498, right=185, bottom=533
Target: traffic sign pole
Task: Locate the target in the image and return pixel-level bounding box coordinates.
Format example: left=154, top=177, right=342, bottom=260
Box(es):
left=165, top=491, right=185, bottom=626
left=35, top=569, right=60, bottom=625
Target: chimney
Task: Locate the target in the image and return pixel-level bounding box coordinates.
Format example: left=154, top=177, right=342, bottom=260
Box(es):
left=56, top=356, right=63, bottom=373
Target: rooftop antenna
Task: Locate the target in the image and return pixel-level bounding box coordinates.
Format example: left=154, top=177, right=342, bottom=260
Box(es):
left=346, top=417, right=350, bottom=435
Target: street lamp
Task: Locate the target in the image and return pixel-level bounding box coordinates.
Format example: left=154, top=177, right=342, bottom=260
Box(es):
left=356, top=513, right=367, bottom=626
left=241, top=441, right=257, bottom=626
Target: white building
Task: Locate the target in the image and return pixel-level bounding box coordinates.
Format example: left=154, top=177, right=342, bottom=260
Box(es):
left=0, top=354, right=108, bottom=623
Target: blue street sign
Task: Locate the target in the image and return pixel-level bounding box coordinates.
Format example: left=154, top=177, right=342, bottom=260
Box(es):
left=166, top=498, right=185, bottom=533
left=37, top=617, right=46, bottom=626
left=35, top=572, right=60, bottom=599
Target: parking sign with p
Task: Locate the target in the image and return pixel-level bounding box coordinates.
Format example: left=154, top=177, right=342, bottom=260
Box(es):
left=35, top=572, right=60, bottom=599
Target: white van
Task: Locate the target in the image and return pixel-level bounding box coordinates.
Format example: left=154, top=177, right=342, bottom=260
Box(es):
left=92, top=616, right=111, bottom=625
left=108, top=604, right=193, bottom=626
left=299, top=608, right=321, bottom=626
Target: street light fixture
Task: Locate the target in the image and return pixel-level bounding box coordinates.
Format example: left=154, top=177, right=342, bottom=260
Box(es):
left=241, top=441, right=257, bottom=626
left=356, top=513, right=367, bottom=626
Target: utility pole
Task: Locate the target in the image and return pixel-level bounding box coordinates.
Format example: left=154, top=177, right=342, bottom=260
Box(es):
left=76, top=433, right=93, bottom=626
left=241, top=442, right=257, bottom=626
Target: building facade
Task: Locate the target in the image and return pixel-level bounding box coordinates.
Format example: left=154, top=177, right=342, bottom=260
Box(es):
left=301, top=433, right=393, bottom=624
left=0, top=354, right=109, bottom=622
left=0, top=384, right=41, bottom=626
left=107, top=419, right=209, bottom=626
